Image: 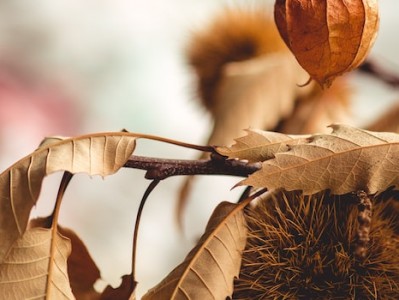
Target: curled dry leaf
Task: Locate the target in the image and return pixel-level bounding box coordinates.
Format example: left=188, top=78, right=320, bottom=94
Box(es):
left=274, top=0, right=379, bottom=87
left=243, top=124, right=399, bottom=195
left=60, top=226, right=101, bottom=300
left=142, top=201, right=247, bottom=300
left=100, top=274, right=136, bottom=300
left=207, top=52, right=311, bottom=147
left=0, top=133, right=137, bottom=263
left=29, top=217, right=102, bottom=300
left=217, top=129, right=308, bottom=163
left=0, top=227, right=74, bottom=299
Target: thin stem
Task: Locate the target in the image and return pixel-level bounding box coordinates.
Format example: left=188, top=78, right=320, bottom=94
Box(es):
left=49, top=172, right=73, bottom=226
left=46, top=172, right=73, bottom=297
left=131, top=179, right=160, bottom=285
left=124, top=152, right=261, bottom=180
left=125, top=131, right=214, bottom=152
left=359, top=60, right=399, bottom=88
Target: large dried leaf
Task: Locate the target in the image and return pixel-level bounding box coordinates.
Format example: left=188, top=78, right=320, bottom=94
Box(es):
left=29, top=217, right=101, bottom=300
left=244, top=124, right=399, bottom=195
left=217, top=129, right=308, bottom=163
left=142, top=201, right=247, bottom=300
left=60, top=226, right=101, bottom=300
left=0, top=227, right=74, bottom=299
left=274, top=0, right=379, bottom=87
left=0, top=133, right=137, bottom=263
left=207, top=53, right=312, bottom=147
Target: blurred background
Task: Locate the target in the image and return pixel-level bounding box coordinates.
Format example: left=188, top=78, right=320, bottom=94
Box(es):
left=0, top=0, right=398, bottom=297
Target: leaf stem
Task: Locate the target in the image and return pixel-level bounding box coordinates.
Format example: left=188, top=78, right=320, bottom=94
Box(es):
left=124, top=152, right=261, bottom=180
left=131, top=179, right=160, bottom=285
left=47, top=172, right=74, bottom=297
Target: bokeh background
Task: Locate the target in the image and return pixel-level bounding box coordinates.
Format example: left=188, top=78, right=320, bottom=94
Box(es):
left=1, top=0, right=398, bottom=297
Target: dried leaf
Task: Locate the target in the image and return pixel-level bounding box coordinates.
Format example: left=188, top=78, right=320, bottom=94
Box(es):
left=142, top=201, right=247, bottom=300
left=61, top=227, right=101, bottom=300
left=29, top=217, right=101, bottom=300
left=279, top=78, right=352, bottom=134
left=0, top=227, right=74, bottom=299
left=274, top=0, right=379, bottom=87
left=100, top=274, right=136, bottom=300
left=186, top=7, right=288, bottom=114
left=217, top=129, right=308, bottom=163
left=60, top=227, right=101, bottom=300
left=207, top=52, right=312, bottom=147
left=366, top=102, right=399, bottom=133
left=0, top=133, right=137, bottom=263
left=243, top=124, right=399, bottom=195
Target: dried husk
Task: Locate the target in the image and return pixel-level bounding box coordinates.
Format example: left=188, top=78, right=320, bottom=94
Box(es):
left=234, top=190, right=399, bottom=299
left=274, top=0, right=379, bottom=87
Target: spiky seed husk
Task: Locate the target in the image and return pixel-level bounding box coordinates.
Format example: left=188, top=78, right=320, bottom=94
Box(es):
left=186, top=8, right=287, bottom=113
left=234, top=190, right=399, bottom=299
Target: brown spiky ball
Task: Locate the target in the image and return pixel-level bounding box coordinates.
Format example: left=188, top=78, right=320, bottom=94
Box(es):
left=186, top=7, right=286, bottom=113
left=234, top=191, right=399, bottom=299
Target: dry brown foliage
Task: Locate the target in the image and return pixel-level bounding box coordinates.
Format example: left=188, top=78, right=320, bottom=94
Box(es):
left=1, top=2, right=399, bottom=300
left=275, top=0, right=379, bottom=87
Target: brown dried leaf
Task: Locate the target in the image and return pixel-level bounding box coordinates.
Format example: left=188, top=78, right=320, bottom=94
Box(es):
left=0, top=133, right=137, bottom=263
left=366, top=102, right=399, bottom=133
left=100, top=274, right=136, bottom=300
left=243, top=124, right=399, bottom=195
left=60, top=226, right=101, bottom=300
left=274, top=0, right=379, bottom=87
left=279, top=78, right=352, bottom=134
left=207, top=53, right=312, bottom=147
left=29, top=217, right=102, bottom=300
left=0, top=227, right=74, bottom=299
left=217, top=129, right=308, bottom=163
left=142, top=201, right=247, bottom=300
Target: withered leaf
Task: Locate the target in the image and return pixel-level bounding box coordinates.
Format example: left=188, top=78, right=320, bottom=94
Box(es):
left=366, top=102, right=399, bottom=133
left=274, top=0, right=379, bottom=87
left=100, top=274, right=136, bottom=300
left=217, top=129, right=308, bottom=163
left=60, top=226, right=101, bottom=300
left=243, top=124, right=399, bottom=195
left=279, top=77, right=352, bottom=134
left=29, top=217, right=102, bottom=300
left=0, top=133, right=137, bottom=263
left=207, top=52, right=312, bottom=147
left=142, top=201, right=247, bottom=300
left=0, top=227, right=74, bottom=299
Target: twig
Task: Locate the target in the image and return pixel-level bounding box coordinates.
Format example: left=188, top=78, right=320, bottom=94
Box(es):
left=359, top=60, right=399, bottom=88
left=124, top=152, right=261, bottom=180
left=131, top=179, right=160, bottom=287
left=354, top=190, right=373, bottom=260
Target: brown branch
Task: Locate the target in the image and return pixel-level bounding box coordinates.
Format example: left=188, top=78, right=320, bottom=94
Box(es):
left=359, top=60, right=399, bottom=88
left=123, top=152, right=261, bottom=180
left=354, top=190, right=373, bottom=260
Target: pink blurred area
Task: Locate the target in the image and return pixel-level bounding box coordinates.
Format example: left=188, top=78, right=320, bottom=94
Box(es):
left=0, top=65, right=81, bottom=170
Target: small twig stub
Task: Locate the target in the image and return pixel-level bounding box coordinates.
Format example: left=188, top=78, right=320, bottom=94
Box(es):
left=354, top=190, right=373, bottom=260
